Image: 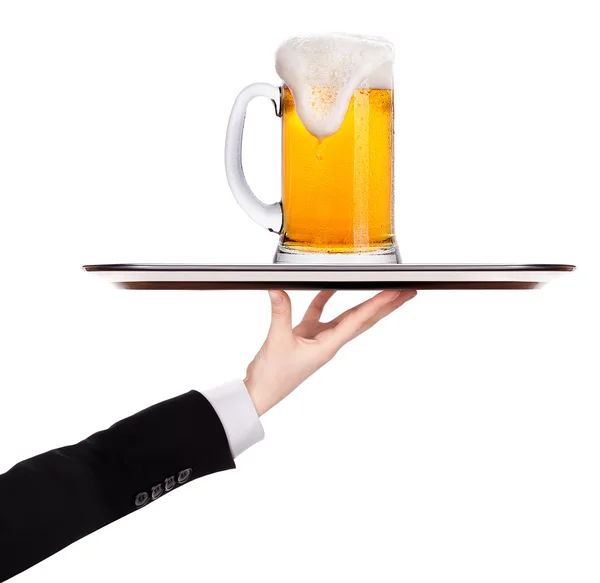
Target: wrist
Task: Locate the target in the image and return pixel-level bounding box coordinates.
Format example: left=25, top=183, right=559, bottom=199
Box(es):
left=243, top=374, right=270, bottom=417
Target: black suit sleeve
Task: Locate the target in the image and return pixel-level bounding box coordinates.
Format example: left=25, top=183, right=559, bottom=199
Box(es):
left=0, top=390, right=235, bottom=581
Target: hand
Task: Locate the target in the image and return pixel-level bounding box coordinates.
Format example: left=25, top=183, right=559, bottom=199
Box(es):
left=244, top=289, right=417, bottom=416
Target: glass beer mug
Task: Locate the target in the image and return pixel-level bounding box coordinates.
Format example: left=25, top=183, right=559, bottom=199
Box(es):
left=225, top=34, right=400, bottom=264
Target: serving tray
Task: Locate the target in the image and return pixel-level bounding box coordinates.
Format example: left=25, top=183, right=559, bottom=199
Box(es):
left=82, top=264, right=575, bottom=290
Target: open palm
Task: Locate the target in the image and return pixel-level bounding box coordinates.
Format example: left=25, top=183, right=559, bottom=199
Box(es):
left=244, top=289, right=417, bottom=415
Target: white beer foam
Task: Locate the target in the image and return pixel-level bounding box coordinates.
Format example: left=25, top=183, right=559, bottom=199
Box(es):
left=275, top=33, right=394, bottom=139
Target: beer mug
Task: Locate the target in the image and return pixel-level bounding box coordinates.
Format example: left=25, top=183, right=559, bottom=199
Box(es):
left=224, top=35, right=400, bottom=264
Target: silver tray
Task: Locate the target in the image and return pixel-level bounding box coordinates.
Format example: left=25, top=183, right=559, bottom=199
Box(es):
left=82, top=264, right=575, bottom=290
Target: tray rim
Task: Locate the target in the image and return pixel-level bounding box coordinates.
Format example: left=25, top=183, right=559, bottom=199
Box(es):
left=83, top=263, right=576, bottom=273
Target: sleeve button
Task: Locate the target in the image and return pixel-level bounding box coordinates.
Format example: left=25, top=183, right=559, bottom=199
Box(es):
left=177, top=468, right=192, bottom=484
left=134, top=492, right=149, bottom=507
left=151, top=484, right=164, bottom=500
left=165, top=476, right=176, bottom=491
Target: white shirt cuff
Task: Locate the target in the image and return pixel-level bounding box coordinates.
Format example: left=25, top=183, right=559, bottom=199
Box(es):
left=200, top=379, right=265, bottom=459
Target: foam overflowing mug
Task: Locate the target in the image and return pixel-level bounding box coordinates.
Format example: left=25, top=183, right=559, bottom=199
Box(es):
left=225, top=33, right=400, bottom=263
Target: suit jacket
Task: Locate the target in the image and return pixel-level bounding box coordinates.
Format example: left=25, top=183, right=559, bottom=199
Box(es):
left=0, top=391, right=235, bottom=581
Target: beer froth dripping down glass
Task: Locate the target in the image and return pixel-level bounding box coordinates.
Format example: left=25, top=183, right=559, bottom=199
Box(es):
left=225, top=33, right=401, bottom=264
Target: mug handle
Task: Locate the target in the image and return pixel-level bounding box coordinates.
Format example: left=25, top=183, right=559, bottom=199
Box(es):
left=225, top=83, right=283, bottom=234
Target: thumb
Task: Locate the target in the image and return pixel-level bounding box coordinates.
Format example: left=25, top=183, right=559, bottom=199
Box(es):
left=268, top=290, right=292, bottom=335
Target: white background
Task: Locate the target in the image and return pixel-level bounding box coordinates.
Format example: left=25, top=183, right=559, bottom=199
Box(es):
left=0, top=1, right=598, bottom=581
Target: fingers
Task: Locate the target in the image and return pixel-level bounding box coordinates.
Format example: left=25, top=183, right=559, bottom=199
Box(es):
left=328, top=290, right=417, bottom=349
left=268, top=290, right=292, bottom=335
left=302, top=290, right=336, bottom=322
left=328, top=301, right=363, bottom=327
left=328, top=290, right=396, bottom=327
left=352, top=290, right=417, bottom=339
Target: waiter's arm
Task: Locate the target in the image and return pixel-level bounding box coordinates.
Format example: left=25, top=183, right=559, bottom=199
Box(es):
left=0, top=290, right=416, bottom=581
left=0, top=384, right=263, bottom=582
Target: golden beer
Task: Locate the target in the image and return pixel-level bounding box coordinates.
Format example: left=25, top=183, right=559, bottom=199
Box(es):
left=281, top=86, right=394, bottom=254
